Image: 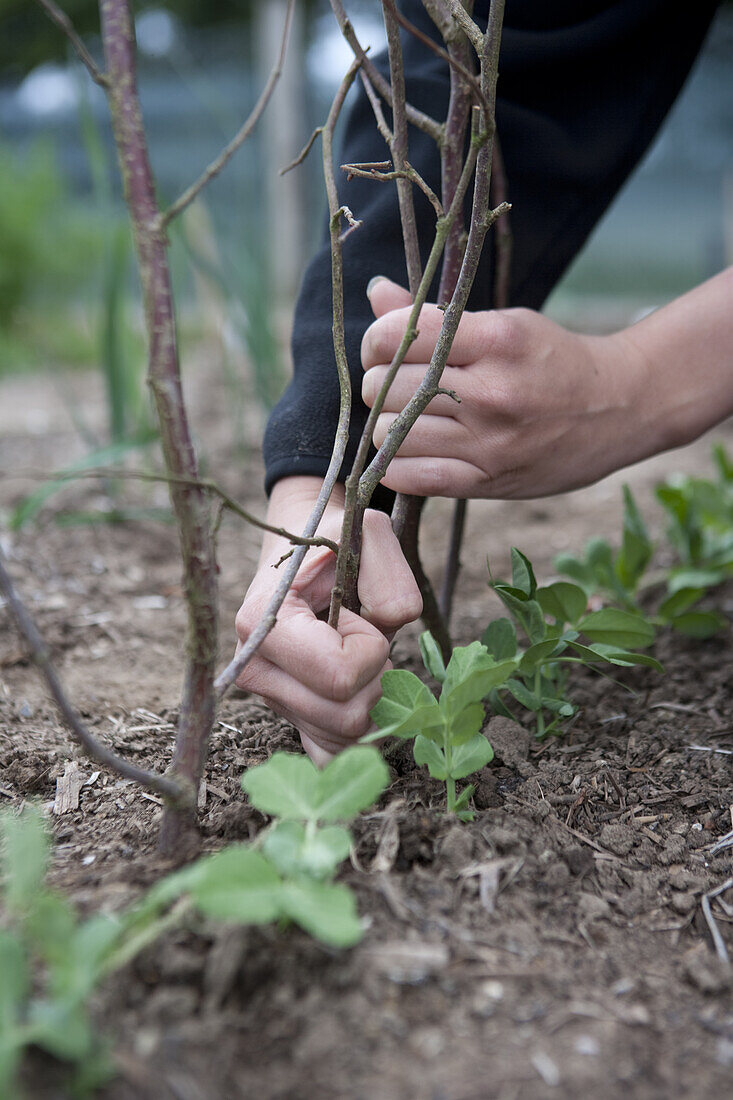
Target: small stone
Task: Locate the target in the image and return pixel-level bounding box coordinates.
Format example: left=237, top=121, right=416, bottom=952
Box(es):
left=577, top=892, right=611, bottom=921
left=670, top=891, right=697, bottom=914
left=565, top=846, right=594, bottom=877
left=658, top=834, right=686, bottom=865
left=599, top=823, right=636, bottom=856
left=438, top=824, right=474, bottom=869
left=682, top=944, right=732, bottom=994
left=485, top=716, right=531, bottom=770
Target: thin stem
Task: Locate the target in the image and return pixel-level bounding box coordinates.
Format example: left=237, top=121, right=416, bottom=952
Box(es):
left=215, top=61, right=362, bottom=696
left=328, top=0, right=444, bottom=146
left=382, top=0, right=423, bottom=297
left=445, top=0, right=484, bottom=52
left=0, top=550, right=187, bottom=805
left=341, top=160, right=444, bottom=219
left=17, top=466, right=338, bottom=555
left=161, top=0, right=296, bottom=226
left=100, top=0, right=219, bottom=853
left=387, top=1, right=489, bottom=116
left=33, top=0, right=109, bottom=87
left=360, top=0, right=508, bottom=500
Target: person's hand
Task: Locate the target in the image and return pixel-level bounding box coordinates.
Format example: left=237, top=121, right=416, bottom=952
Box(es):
left=361, top=277, right=657, bottom=499
left=233, top=477, right=422, bottom=765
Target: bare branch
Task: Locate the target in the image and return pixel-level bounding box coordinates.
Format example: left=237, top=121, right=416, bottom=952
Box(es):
left=34, top=0, right=108, bottom=86
left=386, top=1, right=489, bottom=116
left=0, top=549, right=187, bottom=805
left=361, top=0, right=507, bottom=501
left=328, top=0, right=444, bottom=146
left=161, top=0, right=296, bottom=226
left=341, top=161, right=444, bottom=218
left=214, top=60, right=363, bottom=697
left=445, top=0, right=484, bottom=52
left=10, top=467, right=339, bottom=555
left=281, top=126, right=323, bottom=176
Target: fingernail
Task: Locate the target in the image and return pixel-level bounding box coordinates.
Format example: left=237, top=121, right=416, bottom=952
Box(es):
left=366, top=275, right=386, bottom=297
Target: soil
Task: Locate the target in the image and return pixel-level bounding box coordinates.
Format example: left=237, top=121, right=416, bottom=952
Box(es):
left=1, top=362, right=733, bottom=1100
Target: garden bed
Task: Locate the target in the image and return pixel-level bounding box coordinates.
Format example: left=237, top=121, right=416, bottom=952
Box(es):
left=1, top=366, right=732, bottom=1099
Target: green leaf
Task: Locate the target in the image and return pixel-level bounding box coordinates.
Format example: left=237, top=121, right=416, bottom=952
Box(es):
left=448, top=702, right=486, bottom=746
left=29, top=998, right=95, bottom=1062
left=441, top=642, right=516, bottom=718
left=713, top=442, right=733, bottom=483
left=186, top=847, right=283, bottom=924
left=481, top=617, right=517, bottom=660
left=243, top=747, right=388, bottom=825
left=452, top=785, right=476, bottom=814
left=537, top=582, right=588, bottom=626
left=667, top=567, right=726, bottom=593
left=314, top=747, right=390, bottom=823
left=413, top=735, right=448, bottom=780
left=658, top=587, right=704, bottom=620
left=670, top=610, right=727, bottom=639
left=553, top=552, right=594, bottom=591
left=419, top=631, right=446, bottom=682
left=242, top=753, right=321, bottom=821
left=568, top=641, right=663, bottom=672
left=280, top=880, right=362, bottom=947
left=615, top=484, right=652, bottom=590
left=505, top=678, right=541, bottom=712
left=449, top=734, right=494, bottom=780
left=541, top=698, right=575, bottom=717
left=263, top=821, right=351, bottom=880
left=0, top=931, right=26, bottom=1095
left=497, top=590, right=546, bottom=644
left=1, top=806, right=49, bottom=915
left=578, top=607, right=655, bottom=649
left=369, top=669, right=443, bottom=740
left=518, top=637, right=565, bottom=674
left=510, top=547, right=537, bottom=598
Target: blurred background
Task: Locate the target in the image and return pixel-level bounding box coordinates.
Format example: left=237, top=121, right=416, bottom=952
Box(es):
left=0, top=0, right=731, bottom=425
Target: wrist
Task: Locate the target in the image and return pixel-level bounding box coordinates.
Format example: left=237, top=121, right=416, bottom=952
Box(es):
left=260, top=477, right=345, bottom=567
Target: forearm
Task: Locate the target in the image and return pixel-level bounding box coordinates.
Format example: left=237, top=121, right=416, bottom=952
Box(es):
left=614, top=265, right=733, bottom=460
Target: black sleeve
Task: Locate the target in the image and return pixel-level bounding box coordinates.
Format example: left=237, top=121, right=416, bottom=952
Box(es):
left=263, top=0, right=720, bottom=500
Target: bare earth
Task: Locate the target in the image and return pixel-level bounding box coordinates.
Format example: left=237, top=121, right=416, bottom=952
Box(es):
left=1, top=361, right=732, bottom=1100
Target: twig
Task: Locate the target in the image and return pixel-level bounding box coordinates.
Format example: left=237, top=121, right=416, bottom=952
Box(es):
left=281, top=126, right=323, bottom=175
left=214, top=60, right=362, bottom=697
left=33, top=0, right=108, bottom=87
left=445, top=0, right=484, bottom=51
left=386, top=0, right=490, bottom=115
left=0, top=550, right=187, bottom=805
left=100, top=0, right=219, bottom=853
left=701, top=881, right=733, bottom=965
left=160, top=0, right=296, bottom=226
left=341, top=160, right=444, bottom=218
left=328, top=0, right=444, bottom=145
left=9, top=467, right=339, bottom=554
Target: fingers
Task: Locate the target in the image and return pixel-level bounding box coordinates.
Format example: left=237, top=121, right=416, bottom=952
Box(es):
left=372, top=412, right=469, bottom=458
left=366, top=276, right=413, bottom=317
left=357, top=509, right=422, bottom=632
left=361, top=363, right=465, bottom=417
left=236, top=597, right=389, bottom=701
left=380, top=456, right=486, bottom=498
left=239, top=653, right=390, bottom=743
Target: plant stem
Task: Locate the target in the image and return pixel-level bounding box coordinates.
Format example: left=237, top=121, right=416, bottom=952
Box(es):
left=0, top=549, right=187, bottom=805
left=99, top=0, right=218, bottom=855
left=216, top=61, right=361, bottom=695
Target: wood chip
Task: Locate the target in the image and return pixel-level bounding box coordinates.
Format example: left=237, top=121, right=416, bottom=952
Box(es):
left=53, top=761, right=84, bottom=815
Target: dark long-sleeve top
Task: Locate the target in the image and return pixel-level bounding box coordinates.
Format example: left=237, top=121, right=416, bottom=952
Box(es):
left=263, top=0, right=720, bottom=503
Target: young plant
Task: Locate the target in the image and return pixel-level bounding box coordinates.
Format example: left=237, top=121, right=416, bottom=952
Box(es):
left=555, top=452, right=731, bottom=639
left=367, top=637, right=513, bottom=819
left=0, top=748, right=388, bottom=1094
left=486, top=547, right=660, bottom=736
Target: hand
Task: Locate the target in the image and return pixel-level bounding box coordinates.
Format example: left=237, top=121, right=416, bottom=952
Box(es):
left=234, top=477, right=422, bottom=765
left=361, top=277, right=656, bottom=499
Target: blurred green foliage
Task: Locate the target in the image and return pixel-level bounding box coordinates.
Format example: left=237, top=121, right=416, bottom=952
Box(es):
left=0, top=137, right=121, bottom=370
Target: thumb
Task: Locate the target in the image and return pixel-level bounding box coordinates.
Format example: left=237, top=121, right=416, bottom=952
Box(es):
left=366, top=276, right=412, bottom=318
